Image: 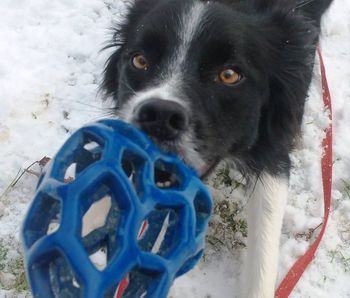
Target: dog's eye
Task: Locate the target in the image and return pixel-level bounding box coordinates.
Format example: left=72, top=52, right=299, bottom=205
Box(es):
left=132, top=54, right=148, bottom=70
left=218, top=68, right=242, bottom=85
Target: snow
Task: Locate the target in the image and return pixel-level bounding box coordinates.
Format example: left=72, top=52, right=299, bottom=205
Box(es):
left=0, top=0, right=349, bottom=297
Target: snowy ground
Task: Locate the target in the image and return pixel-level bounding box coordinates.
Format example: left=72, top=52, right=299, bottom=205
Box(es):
left=0, top=0, right=349, bottom=297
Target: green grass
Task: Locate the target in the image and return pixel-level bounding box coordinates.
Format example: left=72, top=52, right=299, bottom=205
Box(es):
left=341, top=179, right=350, bottom=199
left=216, top=200, right=248, bottom=238
left=205, top=165, right=248, bottom=250
left=0, top=245, right=9, bottom=272
left=206, top=199, right=248, bottom=250
left=0, top=241, right=29, bottom=292
left=12, top=257, right=29, bottom=292
left=329, top=248, right=350, bottom=273
left=213, top=165, right=244, bottom=190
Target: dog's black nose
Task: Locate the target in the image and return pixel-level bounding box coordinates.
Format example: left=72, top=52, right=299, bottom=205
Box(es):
left=134, top=99, right=189, bottom=140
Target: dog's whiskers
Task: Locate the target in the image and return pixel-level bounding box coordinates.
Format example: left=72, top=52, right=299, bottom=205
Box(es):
left=73, top=100, right=113, bottom=112
left=295, top=0, right=317, bottom=10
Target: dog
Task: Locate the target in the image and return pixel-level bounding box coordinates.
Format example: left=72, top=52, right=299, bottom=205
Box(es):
left=101, top=0, right=333, bottom=296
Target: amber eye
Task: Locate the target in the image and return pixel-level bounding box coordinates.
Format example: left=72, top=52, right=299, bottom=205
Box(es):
left=132, top=54, right=148, bottom=70
left=218, top=68, right=242, bottom=85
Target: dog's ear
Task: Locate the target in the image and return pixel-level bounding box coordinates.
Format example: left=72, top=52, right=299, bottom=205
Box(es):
left=100, top=7, right=129, bottom=101
left=101, top=48, right=122, bottom=101
left=254, top=9, right=320, bottom=149
left=254, top=1, right=332, bottom=149
left=122, top=0, right=160, bottom=31
left=248, top=0, right=333, bottom=24
left=101, top=0, right=160, bottom=101
left=295, top=0, right=333, bottom=25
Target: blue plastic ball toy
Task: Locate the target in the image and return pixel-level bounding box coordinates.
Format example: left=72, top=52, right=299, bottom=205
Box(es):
left=21, top=120, right=212, bottom=298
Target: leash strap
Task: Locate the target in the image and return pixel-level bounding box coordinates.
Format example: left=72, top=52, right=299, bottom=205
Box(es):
left=275, top=47, right=333, bottom=297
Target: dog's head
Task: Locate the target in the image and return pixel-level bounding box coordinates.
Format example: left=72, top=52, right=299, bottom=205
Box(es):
left=102, top=0, right=321, bottom=176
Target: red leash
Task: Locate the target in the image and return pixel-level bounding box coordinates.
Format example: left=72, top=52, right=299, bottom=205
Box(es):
left=275, top=47, right=333, bottom=297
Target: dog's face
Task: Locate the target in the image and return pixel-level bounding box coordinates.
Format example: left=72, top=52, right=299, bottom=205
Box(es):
left=103, top=0, right=318, bottom=176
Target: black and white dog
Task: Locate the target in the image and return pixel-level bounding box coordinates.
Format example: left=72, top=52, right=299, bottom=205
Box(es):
left=101, top=0, right=333, bottom=296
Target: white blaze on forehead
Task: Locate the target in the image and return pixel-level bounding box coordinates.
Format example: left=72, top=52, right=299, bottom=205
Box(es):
left=169, top=1, right=207, bottom=78
left=182, top=2, right=206, bottom=42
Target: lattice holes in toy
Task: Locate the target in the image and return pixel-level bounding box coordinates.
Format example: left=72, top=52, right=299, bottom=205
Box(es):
left=22, top=120, right=212, bottom=298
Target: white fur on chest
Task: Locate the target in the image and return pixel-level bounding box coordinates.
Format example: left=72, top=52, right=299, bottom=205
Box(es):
left=243, top=173, right=288, bottom=298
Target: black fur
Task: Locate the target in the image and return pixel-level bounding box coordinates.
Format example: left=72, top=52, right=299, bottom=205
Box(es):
left=101, top=0, right=333, bottom=178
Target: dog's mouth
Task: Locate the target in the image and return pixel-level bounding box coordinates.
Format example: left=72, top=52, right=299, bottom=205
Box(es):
left=153, top=158, right=219, bottom=189
left=154, top=166, right=180, bottom=189
left=122, top=145, right=218, bottom=189
left=122, top=157, right=180, bottom=189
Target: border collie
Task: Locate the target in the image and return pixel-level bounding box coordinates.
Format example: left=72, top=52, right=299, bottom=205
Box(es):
left=101, top=0, right=333, bottom=296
